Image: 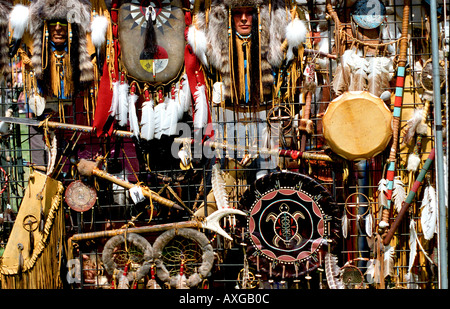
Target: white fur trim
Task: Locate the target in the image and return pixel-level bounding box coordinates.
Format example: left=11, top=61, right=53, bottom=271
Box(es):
left=285, top=18, right=307, bottom=47
left=407, top=153, right=421, bottom=172
left=10, top=4, right=30, bottom=39
left=90, top=15, right=108, bottom=48
left=187, top=25, right=208, bottom=67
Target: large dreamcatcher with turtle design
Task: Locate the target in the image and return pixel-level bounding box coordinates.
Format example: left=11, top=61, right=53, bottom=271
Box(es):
left=238, top=171, right=342, bottom=281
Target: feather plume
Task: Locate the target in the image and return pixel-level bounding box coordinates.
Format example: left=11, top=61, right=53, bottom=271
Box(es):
left=285, top=17, right=307, bottom=62
left=384, top=245, right=395, bottom=278
left=46, top=131, right=57, bottom=176
left=341, top=213, right=348, bottom=238
left=324, top=252, right=345, bottom=289
left=365, top=259, right=378, bottom=284
left=377, top=178, right=388, bottom=209
left=348, top=52, right=368, bottom=92
left=179, top=75, right=191, bottom=114
left=165, top=97, right=179, bottom=136
left=109, top=81, right=120, bottom=117
left=187, top=25, right=208, bottom=67
left=193, top=84, right=208, bottom=130
left=140, top=98, right=155, bottom=141
left=128, top=93, right=140, bottom=138
left=10, top=4, right=30, bottom=40
left=211, top=164, right=229, bottom=210
left=117, top=273, right=130, bottom=289
left=392, top=177, right=406, bottom=213
left=420, top=185, right=437, bottom=240
left=365, top=212, right=373, bottom=238
left=408, top=219, right=418, bottom=274
left=117, top=82, right=129, bottom=127
left=402, top=108, right=424, bottom=145
left=90, top=15, right=108, bottom=49
left=153, top=101, right=166, bottom=140
left=332, top=49, right=354, bottom=96
left=366, top=56, right=393, bottom=98
left=405, top=272, right=419, bottom=289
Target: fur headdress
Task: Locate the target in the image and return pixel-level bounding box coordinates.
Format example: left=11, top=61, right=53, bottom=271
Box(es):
left=29, top=0, right=94, bottom=85
left=198, top=0, right=288, bottom=102
left=0, top=1, right=11, bottom=78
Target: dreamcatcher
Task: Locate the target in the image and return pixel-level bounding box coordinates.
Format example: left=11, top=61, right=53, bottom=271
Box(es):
left=102, top=233, right=153, bottom=289
left=153, top=228, right=214, bottom=289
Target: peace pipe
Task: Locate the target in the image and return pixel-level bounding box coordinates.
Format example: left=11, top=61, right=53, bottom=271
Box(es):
left=173, top=137, right=337, bottom=163
left=69, top=208, right=247, bottom=242
left=77, top=159, right=184, bottom=211
left=382, top=148, right=435, bottom=246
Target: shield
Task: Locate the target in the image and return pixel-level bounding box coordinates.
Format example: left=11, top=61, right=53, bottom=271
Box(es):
left=118, top=0, right=186, bottom=84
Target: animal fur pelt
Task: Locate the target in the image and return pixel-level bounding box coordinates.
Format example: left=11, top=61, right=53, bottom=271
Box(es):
left=324, top=252, right=344, bottom=289
left=29, top=0, right=94, bottom=83
left=0, top=1, right=11, bottom=77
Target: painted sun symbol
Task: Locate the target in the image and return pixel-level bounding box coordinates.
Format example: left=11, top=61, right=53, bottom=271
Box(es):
left=123, top=0, right=177, bottom=35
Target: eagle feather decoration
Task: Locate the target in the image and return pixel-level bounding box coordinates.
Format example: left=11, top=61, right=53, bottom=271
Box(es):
left=324, top=252, right=345, bottom=289
left=332, top=49, right=355, bottom=96
left=140, top=97, right=155, bottom=141
left=193, top=84, right=208, bottom=130
left=392, top=177, right=406, bottom=213
left=128, top=92, right=140, bottom=138
left=420, top=185, right=437, bottom=240
left=211, top=163, right=229, bottom=210
left=117, top=81, right=129, bottom=127
left=153, top=101, right=166, bottom=140
left=367, top=56, right=393, bottom=98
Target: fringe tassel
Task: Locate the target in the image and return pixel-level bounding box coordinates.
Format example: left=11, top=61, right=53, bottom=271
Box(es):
left=0, top=181, right=65, bottom=289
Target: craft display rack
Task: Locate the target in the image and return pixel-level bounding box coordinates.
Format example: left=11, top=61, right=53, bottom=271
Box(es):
left=0, top=0, right=447, bottom=290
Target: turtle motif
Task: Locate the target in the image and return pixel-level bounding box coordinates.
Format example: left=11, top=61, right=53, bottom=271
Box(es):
left=265, top=203, right=305, bottom=247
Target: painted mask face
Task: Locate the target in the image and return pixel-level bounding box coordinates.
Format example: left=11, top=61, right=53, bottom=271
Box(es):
left=232, top=7, right=254, bottom=36
left=48, top=20, right=68, bottom=46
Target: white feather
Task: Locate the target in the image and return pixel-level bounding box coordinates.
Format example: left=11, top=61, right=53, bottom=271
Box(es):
left=153, top=101, right=166, bottom=140
left=128, top=93, right=140, bottom=138
left=365, top=212, right=373, bottom=238
left=90, top=15, right=109, bottom=49
left=140, top=98, right=155, bottom=141
left=180, top=75, right=191, bottom=113
left=341, top=213, right=348, bottom=238
left=365, top=259, right=378, bottom=284
left=384, top=245, right=395, bottom=278
left=392, top=177, right=406, bottom=213
left=46, top=131, right=57, bottom=176
left=402, top=108, right=424, bottom=145
left=408, top=219, right=418, bottom=274
left=117, top=82, right=129, bottom=127
left=405, top=272, right=420, bottom=289
left=420, top=185, right=437, bottom=240
left=211, top=164, right=229, bottom=210
left=165, top=97, right=179, bottom=136
left=187, top=25, right=208, bottom=67
left=377, top=178, right=388, bottom=209
left=10, top=4, right=30, bottom=40
left=109, top=81, right=120, bottom=117
left=193, top=84, right=208, bottom=129
left=324, top=253, right=345, bottom=289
